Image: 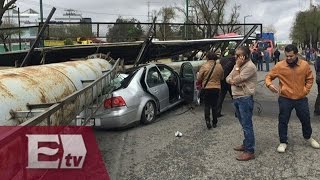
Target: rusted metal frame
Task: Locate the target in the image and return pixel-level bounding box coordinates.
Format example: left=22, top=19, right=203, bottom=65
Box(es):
left=11, top=109, right=46, bottom=119
left=20, top=103, right=62, bottom=126
left=20, top=58, right=121, bottom=126
left=81, top=68, right=116, bottom=125
left=102, top=70, right=110, bottom=73
left=47, top=116, right=51, bottom=126
left=27, top=102, right=56, bottom=110
left=82, top=81, right=115, bottom=126
left=81, top=80, right=95, bottom=83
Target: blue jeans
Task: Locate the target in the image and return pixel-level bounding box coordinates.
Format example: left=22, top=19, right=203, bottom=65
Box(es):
left=233, top=96, right=255, bottom=153
left=265, top=59, right=270, bottom=71
left=278, top=96, right=312, bottom=143
left=257, top=59, right=263, bottom=71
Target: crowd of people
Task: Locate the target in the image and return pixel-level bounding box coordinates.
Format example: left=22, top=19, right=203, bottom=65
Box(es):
left=197, top=44, right=320, bottom=161
left=250, top=47, right=281, bottom=71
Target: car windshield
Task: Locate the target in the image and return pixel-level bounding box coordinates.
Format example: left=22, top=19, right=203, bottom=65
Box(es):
left=103, top=68, right=139, bottom=94
left=257, top=42, right=271, bottom=49
left=112, top=74, right=128, bottom=90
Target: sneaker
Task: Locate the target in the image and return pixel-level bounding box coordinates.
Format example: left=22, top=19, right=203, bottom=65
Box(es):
left=277, top=143, right=287, bottom=153
left=306, top=137, right=320, bottom=149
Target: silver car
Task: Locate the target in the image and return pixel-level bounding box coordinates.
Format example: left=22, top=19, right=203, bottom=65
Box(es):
left=94, top=62, right=198, bottom=129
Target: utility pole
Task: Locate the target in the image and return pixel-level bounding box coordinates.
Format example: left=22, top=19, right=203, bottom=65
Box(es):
left=147, top=1, right=150, bottom=22
left=185, top=0, right=189, bottom=39
left=40, top=0, right=43, bottom=23
left=39, top=0, right=44, bottom=47
left=243, top=15, right=252, bottom=35
left=18, top=7, right=21, bottom=50
left=6, top=0, right=12, bottom=51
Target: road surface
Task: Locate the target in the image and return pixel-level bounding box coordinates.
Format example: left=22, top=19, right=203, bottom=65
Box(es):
left=95, top=62, right=320, bottom=179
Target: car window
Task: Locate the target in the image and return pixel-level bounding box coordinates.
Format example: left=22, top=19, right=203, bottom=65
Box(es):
left=158, top=66, right=174, bottom=81
left=146, top=67, right=164, bottom=88
left=112, top=74, right=128, bottom=89
left=181, top=63, right=194, bottom=79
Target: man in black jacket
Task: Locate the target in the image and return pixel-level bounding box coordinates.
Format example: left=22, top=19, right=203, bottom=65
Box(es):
left=217, top=49, right=236, bottom=117
left=274, top=48, right=281, bottom=64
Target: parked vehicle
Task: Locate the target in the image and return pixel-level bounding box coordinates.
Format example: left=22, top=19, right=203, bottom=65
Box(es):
left=94, top=62, right=198, bottom=129
left=253, top=32, right=276, bottom=59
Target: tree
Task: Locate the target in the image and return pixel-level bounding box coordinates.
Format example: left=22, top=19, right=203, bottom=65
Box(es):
left=0, top=20, right=20, bottom=51
left=263, top=24, right=277, bottom=34
left=290, top=6, right=320, bottom=48
left=220, top=3, right=241, bottom=34
left=177, top=0, right=240, bottom=38
left=47, top=24, right=94, bottom=40
left=107, top=17, right=143, bottom=42
left=157, top=7, right=176, bottom=40
left=0, top=0, right=17, bottom=26
left=0, top=0, right=17, bottom=51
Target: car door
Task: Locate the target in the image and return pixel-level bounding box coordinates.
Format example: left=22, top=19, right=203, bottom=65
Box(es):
left=145, top=66, right=169, bottom=110
left=180, top=62, right=197, bottom=103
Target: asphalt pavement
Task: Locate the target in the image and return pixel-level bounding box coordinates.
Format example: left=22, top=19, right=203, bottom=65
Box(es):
left=95, top=61, right=320, bottom=180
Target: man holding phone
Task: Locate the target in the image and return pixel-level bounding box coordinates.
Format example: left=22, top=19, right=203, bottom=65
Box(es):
left=226, top=46, right=257, bottom=161
left=265, top=44, right=320, bottom=153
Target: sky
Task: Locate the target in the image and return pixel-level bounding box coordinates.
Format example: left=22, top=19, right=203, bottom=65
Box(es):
left=15, top=0, right=319, bottom=42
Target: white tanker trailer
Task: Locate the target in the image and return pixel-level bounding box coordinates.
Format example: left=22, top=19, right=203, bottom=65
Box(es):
left=0, top=58, right=112, bottom=125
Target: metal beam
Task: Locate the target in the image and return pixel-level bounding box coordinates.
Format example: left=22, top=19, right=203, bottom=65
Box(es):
left=133, top=17, right=157, bottom=67
left=20, top=7, right=56, bottom=67
left=235, top=25, right=259, bottom=48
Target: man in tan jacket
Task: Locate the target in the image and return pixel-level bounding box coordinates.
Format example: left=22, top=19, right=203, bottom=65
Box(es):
left=197, top=51, right=224, bottom=129
left=265, top=44, right=320, bottom=153
left=226, top=46, right=257, bottom=161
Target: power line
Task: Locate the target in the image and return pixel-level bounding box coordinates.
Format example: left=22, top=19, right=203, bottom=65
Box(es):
left=19, top=0, right=148, bottom=17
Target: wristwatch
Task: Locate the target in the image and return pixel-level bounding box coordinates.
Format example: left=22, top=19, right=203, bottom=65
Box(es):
left=235, top=67, right=240, bottom=71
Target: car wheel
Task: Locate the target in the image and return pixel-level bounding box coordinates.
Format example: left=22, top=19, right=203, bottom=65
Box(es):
left=141, top=101, right=156, bottom=124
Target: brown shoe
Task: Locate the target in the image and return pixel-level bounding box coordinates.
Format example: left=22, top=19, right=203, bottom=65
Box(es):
left=236, top=152, right=255, bottom=161
left=233, top=145, right=245, bottom=151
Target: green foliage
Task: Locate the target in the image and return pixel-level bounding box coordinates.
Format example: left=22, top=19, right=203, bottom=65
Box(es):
left=64, top=38, right=74, bottom=45
left=47, top=24, right=94, bottom=40
left=156, top=7, right=177, bottom=40
left=0, top=20, right=23, bottom=52
left=290, top=7, right=320, bottom=48
left=175, top=0, right=240, bottom=38
left=107, top=17, right=144, bottom=42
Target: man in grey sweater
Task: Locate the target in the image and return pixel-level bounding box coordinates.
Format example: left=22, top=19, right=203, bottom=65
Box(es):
left=226, top=46, right=258, bottom=161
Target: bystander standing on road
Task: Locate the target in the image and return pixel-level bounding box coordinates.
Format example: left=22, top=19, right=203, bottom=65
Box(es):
left=257, top=48, right=264, bottom=71
left=197, top=51, right=224, bottom=129
left=216, top=49, right=236, bottom=118
left=263, top=48, right=271, bottom=71
left=314, top=50, right=320, bottom=115
left=226, top=46, right=257, bottom=161
left=273, top=48, right=281, bottom=64
left=251, top=49, right=259, bottom=67
left=265, top=44, right=320, bottom=153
